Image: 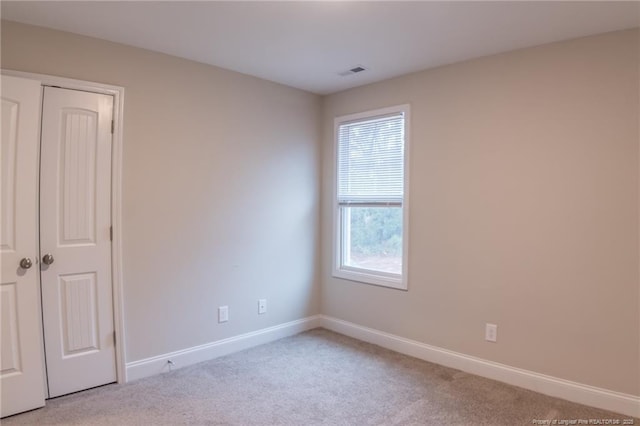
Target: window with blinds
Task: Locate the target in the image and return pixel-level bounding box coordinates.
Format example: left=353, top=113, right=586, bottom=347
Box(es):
left=333, top=105, right=409, bottom=290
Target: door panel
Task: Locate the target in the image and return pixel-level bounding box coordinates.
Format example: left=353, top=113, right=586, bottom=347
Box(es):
left=1, top=98, right=18, bottom=252
left=59, top=110, right=98, bottom=246
left=59, top=272, right=99, bottom=355
left=0, top=75, right=46, bottom=417
left=40, top=87, right=115, bottom=398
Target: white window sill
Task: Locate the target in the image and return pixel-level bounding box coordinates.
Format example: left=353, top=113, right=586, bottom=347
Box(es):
left=332, top=267, right=407, bottom=290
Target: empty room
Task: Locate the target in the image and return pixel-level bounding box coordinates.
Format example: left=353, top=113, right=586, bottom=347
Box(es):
left=0, top=1, right=638, bottom=425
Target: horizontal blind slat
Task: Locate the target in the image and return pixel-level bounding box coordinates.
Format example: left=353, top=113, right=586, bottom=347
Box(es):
left=338, top=113, right=404, bottom=202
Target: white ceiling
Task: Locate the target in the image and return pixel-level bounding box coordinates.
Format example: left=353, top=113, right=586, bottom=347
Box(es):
left=2, top=1, right=638, bottom=95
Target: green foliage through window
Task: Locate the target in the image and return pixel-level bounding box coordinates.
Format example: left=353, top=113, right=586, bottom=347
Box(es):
left=348, top=207, right=402, bottom=257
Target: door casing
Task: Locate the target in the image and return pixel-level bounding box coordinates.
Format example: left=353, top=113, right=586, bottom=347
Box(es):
left=1, top=69, right=127, bottom=386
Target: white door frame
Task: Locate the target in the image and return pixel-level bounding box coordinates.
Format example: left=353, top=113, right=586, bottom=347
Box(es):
left=1, top=69, right=127, bottom=384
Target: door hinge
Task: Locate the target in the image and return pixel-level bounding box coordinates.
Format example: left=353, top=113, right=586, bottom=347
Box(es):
left=109, top=226, right=113, bottom=241
left=111, top=120, right=115, bottom=134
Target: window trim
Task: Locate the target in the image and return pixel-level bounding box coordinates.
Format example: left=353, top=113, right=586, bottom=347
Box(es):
left=332, top=104, right=410, bottom=291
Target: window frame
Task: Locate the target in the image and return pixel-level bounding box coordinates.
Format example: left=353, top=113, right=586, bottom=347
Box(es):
left=332, top=104, right=410, bottom=290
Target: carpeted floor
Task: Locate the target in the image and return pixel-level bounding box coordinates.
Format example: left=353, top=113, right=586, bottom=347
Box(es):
left=3, top=329, right=634, bottom=425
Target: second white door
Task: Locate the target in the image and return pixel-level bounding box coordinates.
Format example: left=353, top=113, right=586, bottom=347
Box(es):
left=40, top=86, right=116, bottom=397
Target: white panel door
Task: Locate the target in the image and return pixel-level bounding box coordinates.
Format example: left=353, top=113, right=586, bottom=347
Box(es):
left=40, top=87, right=116, bottom=398
left=0, top=75, right=47, bottom=417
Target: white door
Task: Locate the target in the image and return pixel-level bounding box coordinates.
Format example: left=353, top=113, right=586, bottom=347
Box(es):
left=0, top=76, right=47, bottom=417
left=40, top=87, right=116, bottom=397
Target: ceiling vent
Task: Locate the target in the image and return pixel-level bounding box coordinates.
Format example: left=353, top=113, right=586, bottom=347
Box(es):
left=338, top=66, right=367, bottom=77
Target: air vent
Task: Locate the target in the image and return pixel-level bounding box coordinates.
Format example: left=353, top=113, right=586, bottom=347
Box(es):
left=338, top=65, right=367, bottom=77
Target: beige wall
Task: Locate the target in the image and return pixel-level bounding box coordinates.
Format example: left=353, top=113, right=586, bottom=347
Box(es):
left=321, top=29, right=639, bottom=396
left=1, top=21, right=321, bottom=362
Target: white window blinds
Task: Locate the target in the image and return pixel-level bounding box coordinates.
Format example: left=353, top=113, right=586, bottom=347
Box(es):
left=337, top=113, right=405, bottom=205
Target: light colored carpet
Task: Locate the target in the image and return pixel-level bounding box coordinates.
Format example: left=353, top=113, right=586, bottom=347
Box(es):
left=3, top=329, right=634, bottom=425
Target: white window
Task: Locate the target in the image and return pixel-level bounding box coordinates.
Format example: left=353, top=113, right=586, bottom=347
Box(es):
left=333, top=105, right=409, bottom=290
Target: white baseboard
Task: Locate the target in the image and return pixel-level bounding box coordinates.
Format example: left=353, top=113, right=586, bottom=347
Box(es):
left=126, top=315, right=322, bottom=382
left=320, top=315, right=640, bottom=418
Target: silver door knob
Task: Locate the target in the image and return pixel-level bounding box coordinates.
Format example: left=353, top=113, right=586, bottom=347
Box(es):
left=42, top=253, right=54, bottom=265
left=20, top=258, right=33, bottom=269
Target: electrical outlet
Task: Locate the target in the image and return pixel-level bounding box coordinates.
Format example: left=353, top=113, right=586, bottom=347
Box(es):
left=258, top=299, right=267, bottom=314
left=218, top=306, right=229, bottom=323
left=485, top=323, right=497, bottom=342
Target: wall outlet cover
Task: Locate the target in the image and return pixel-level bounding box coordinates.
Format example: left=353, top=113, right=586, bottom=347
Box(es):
left=218, top=306, right=229, bottom=323
left=485, top=323, right=497, bottom=342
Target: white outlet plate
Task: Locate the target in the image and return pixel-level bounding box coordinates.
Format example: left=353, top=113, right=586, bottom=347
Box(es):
left=218, top=306, right=229, bottom=323
left=485, top=323, right=497, bottom=342
left=258, top=299, right=267, bottom=314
